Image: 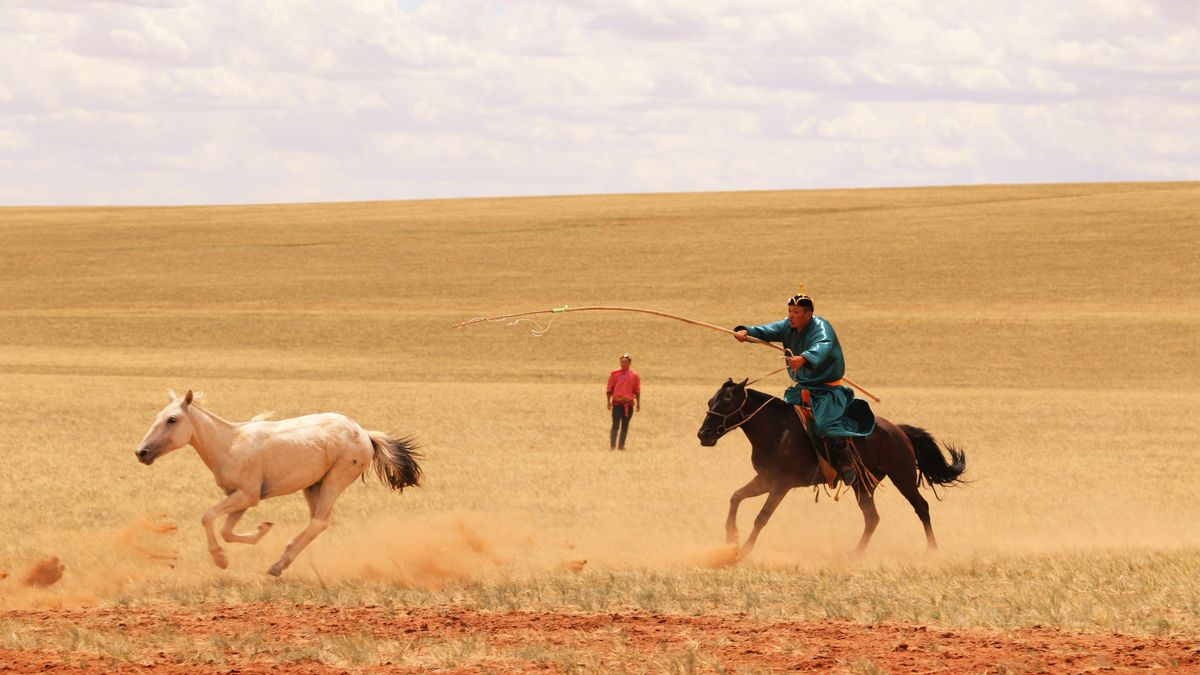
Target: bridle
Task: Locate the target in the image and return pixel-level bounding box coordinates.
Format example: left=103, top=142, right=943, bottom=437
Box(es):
left=704, top=387, right=776, bottom=437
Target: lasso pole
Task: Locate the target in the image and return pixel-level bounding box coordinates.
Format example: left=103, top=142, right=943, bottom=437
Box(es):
left=454, top=305, right=782, bottom=349
left=454, top=305, right=881, bottom=402
left=841, top=377, right=881, bottom=403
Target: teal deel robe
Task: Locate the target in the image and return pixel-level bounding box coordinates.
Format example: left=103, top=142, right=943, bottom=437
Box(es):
left=734, top=316, right=876, bottom=438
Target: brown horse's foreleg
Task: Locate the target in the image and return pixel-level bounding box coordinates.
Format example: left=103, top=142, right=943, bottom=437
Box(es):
left=726, top=474, right=770, bottom=544
left=267, top=465, right=358, bottom=576
left=220, top=509, right=274, bottom=545
left=853, top=487, right=881, bottom=554
left=739, top=488, right=789, bottom=559
left=202, top=490, right=258, bottom=569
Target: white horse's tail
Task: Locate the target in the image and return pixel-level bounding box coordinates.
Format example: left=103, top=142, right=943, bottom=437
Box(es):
left=366, top=431, right=423, bottom=491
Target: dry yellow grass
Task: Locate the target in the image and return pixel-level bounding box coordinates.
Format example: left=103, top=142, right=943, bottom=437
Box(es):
left=1, top=183, right=1198, bottom=638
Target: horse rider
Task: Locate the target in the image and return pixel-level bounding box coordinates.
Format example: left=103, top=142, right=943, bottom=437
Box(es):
left=733, top=290, right=875, bottom=485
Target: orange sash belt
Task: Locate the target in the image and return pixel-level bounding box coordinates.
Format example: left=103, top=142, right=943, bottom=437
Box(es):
left=612, top=398, right=635, bottom=417
left=799, top=380, right=845, bottom=406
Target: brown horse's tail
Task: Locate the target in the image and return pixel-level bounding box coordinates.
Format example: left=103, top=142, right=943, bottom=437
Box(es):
left=899, top=425, right=967, bottom=487
left=367, top=432, right=424, bottom=491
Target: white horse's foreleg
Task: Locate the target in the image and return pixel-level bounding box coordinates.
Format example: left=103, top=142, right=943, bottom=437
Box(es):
left=202, top=490, right=258, bottom=569
left=220, top=509, right=274, bottom=545
left=267, top=468, right=357, bottom=576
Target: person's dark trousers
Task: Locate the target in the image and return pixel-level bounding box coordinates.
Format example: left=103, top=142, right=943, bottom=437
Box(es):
left=610, top=404, right=633, bottom=450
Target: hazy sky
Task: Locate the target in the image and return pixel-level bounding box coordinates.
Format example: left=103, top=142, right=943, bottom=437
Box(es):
left=2, top=0, right=1197, bottom=205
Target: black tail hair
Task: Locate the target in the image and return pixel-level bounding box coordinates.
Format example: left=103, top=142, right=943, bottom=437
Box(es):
left=368, top=432, right=424, bottom=491
left=900, top=424, right=967, bottom=487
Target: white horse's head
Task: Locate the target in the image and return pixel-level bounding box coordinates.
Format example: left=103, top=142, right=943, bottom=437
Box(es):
left=135, top=390, right=197, bottom=465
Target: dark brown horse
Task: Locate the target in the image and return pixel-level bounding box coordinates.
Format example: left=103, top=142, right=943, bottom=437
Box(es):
left=697, top=378, right=966, bottom=557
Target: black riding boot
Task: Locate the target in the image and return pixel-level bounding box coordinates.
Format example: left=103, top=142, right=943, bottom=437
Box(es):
left=824, top=437, right=857, bottom=486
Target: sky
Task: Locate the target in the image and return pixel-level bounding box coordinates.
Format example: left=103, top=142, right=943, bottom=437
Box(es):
left=1, top=0, right=1197, bottom=206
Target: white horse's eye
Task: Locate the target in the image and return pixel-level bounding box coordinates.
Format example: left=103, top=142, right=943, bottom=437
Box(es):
left=167, top=416, right=177, bottom=425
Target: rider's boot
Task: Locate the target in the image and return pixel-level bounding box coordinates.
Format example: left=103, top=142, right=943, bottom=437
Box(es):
left=824, top=436, right=857, bottom=486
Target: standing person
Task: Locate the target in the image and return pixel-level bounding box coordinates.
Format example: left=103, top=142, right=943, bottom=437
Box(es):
left=733, top=290, right=875, bottom=485
left=606, top=353, right=641, bottom=451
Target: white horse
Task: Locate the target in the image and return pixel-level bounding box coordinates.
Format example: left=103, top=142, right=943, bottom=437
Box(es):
left=134, top=390, right=422, bottom=576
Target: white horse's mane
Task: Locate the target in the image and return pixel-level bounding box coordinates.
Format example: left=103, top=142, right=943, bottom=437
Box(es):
left=166, top=388, right=207, bottom=403
left=166, top=389, right=269, bottom=421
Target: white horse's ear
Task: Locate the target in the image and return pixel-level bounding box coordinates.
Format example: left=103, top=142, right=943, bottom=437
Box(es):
left=167, top=389, right=178, bottom=401
left=182, top=390, right=194, bottom=407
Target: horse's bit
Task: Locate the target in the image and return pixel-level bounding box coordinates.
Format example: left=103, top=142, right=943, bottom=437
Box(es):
left=705, top=388, right=775, bottom=436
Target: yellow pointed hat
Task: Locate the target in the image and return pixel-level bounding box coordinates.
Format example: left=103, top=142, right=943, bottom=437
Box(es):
left=787, top=284, right=812, bottom=306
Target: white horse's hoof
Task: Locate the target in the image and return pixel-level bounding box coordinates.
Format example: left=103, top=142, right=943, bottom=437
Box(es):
left=211, top=550, right=229, bottom=569
left=266, top=564, right=284, bottom=577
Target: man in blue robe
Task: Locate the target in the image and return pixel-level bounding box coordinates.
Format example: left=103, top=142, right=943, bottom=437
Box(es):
left=734, top=291, right=875, bottom=485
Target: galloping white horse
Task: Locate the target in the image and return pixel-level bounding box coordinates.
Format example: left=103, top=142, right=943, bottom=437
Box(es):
left=134, top=390, right=422, bottom=576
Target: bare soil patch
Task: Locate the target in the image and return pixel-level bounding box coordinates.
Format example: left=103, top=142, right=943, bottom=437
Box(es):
left=2, top=602, right=1197, bottom=673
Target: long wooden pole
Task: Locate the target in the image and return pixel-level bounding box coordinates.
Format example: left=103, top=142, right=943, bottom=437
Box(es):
left=454, top=305, right=881, bottom=402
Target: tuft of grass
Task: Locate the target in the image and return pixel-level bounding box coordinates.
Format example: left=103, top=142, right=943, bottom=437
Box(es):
left=419, top=634, right=490, bottom=670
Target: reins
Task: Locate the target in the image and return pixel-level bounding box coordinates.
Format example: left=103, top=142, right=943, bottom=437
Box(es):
left=745, top=365, right=788, bottom=387
left=705, top=388, right=777, bottom=436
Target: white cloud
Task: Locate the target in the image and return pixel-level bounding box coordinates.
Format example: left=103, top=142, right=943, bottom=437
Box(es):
left=0, top=129, right=33, bottom=153
left=0, top=0, right=1196, bottom=205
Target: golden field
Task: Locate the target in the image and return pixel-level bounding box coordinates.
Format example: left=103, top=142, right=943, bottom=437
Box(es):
left=1, top=183, right=1198, bottom=668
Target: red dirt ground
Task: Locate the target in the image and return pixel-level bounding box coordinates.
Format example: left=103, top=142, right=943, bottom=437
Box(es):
left=2, top=602, right=1198, bottom=673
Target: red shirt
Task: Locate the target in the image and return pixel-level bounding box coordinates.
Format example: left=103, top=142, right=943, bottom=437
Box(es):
left=606, top=368, right=641, bottom=402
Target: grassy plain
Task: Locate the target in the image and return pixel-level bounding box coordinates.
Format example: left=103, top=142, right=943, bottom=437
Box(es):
left=1, top=183, right=1198, bottom=658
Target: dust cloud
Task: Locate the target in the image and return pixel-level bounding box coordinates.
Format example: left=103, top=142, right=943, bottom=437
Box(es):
left=306, top=511, right=772, bottom=588
left=114, top=512, right=178, bottom=566
left=18, top=557, right=65, bottom=587
left=0, top=558, right=64, bottom=591
left=311, top=511, right=579, bottom=588
left=0, top=513, right=177, bottom=608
